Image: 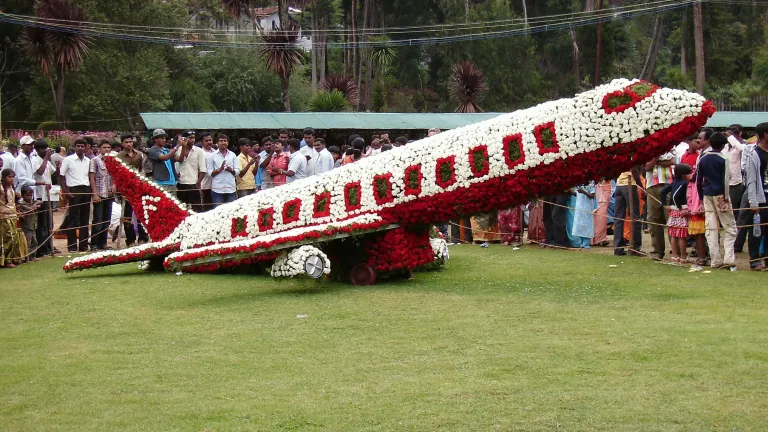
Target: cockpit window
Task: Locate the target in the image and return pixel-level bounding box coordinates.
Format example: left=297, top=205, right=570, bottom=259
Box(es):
left=603, top=81, right=659, bottom=114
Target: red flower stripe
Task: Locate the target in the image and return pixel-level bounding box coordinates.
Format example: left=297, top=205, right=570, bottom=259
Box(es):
left=63, top=242, right=181, bottom=272
left=364, top=227, right=434, bottom=272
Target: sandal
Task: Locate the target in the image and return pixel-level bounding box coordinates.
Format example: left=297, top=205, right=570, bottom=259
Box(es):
left=696, top=259, right=707, bottom=266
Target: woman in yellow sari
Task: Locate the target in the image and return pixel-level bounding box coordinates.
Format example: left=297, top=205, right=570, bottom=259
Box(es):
left=1, top=168, right=25, bottom=268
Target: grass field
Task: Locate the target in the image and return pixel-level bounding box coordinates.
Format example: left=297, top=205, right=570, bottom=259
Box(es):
left=1, top=245, right=767, bottom=431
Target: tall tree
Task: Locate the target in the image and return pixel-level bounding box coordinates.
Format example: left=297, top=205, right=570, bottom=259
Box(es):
left=693, top=0, right=705, bottom=93
left=260, top=24, right=303, bottom=112
left=681, top=7, right=688, bottom=76
left=22, top=0, right=92, bottom=129
left=640, top=14, right=664, bottom=81
left=449, top=61, right=487, bottom=113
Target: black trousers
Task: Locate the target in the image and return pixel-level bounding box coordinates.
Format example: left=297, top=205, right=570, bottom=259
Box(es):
left=201, top=189, right=213, bottom=212
left=91, top=197, right=113, bottom=249
left=123, top=200, right=148, bottom=246
left=613, top=185, right=642, bottom=251
left=731, top=183, right=748, bottom=251
left=543, top=195, right=569, bottom=247
left=178, top=183, right=203, bottom=212
left=35, top=200, right=52, bottom=256
left=66, top=186, right=91, bottom=251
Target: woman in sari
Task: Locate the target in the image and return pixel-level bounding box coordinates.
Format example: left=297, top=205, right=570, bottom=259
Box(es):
left=592, top=180, right=612, bottom=246
left=497, top=206, right=524, bottom=245
left=527, top=200, right=546, bottom=243
left=572, top=183, right=596, bottom=248
left=470, top=213, right=501, bottom=244
left=0, top=169, right=23, bottom=268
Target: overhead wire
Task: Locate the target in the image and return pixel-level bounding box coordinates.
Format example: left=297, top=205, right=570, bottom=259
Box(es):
left=0, top=0, right=692, bottom=37
left=0, top=0, right=700, bottom=49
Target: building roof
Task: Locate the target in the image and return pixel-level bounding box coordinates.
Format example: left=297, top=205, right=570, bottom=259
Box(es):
left=252, top=6, right=279, bottom=17
left=139, top=111, right=766, bottom=131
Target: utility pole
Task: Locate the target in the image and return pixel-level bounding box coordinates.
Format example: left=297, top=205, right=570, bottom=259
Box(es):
left=594, top=0, right=604, bottom=87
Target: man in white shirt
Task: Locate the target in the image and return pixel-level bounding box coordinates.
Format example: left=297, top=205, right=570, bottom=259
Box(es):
left=283, top=139, right=307, bottom=183
left=60, top=139, right=91, bottom=252
left=207, top=134, right=240, bottom=207
left=301, top=129, right=318, bottom=177
left=1, top=138, right=21, bottom=173
left=314, top=138, right=334, bottom=175
left=175, top=130, right=207, bottom=211
left=199, top=132, right=216, bottom=210
left=32, top=139, right=56, bottom=256
left=14, top=135, right=37, bottom=195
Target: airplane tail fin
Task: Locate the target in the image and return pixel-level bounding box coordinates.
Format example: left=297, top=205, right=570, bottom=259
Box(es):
left=105, top=155, right=192, bottom=241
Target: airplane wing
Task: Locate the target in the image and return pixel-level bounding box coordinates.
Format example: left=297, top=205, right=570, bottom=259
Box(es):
left=164, top=214, right=397, bottom=273
left=63, top=239, right=181, bottom=272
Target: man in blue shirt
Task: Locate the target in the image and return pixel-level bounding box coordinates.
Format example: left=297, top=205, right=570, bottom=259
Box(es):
left=147, top=129, right=180, bottom=194
left=696, top=132, right=737, bottom=269
left=207, top=134, right=240, bottom=207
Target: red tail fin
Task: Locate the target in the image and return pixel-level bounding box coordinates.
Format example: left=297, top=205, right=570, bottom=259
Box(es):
left=105, top=155, right=191, bottom=241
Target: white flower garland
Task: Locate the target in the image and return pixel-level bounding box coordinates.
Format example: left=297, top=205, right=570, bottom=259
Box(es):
left=271, top=245, right=331, bottom=278
left=430, top=238, right=450, bottom=263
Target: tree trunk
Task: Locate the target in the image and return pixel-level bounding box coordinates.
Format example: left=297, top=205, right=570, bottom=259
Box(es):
left=344, top=11, right=350, bottom=76
left=570, top=28, right=580, bottom=85
left=585, top=0, right=594, bottom=12
left=310, top=0, right=318, bottom=94
left=54, top=68, right=65, bottom=129
left=281, top=75, right=291, bottom=112
left=522, top=0, right=528, bottom=28
left=465, top=0, right=469, bottom=22
left=357, top=0, right=369, bottom=111
left=681, top=7, right=688, bottom=76
left=319, top=15, right=327, bottom=85
left=277, top=0, right=287, bottom=29
left=352, top=0, right=359, bottom=107
left=594, top=0, right=604, bottom=87
left=640, top=14, right=664, bottom=81
left=693, top=1, right=705, bottom=94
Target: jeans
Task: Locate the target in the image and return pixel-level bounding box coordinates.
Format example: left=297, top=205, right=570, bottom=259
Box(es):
left=237, top=189, right=255, bottom=199
left=66, top=185, right=91, bottom=251
left=35, top=200, right=52, bottom=256
left=747, top=206, right=768, bottom=268
left=123, top=200, right=148, bottom=246
left=543, top=195, right=569, bottom=247
left=91, top=197, right=113, bottom=249
left=613, top=185, right=642, bottom=252
left=703, top=195, right=737, bottom=266
left=646, top=185, right=669, bottom=257
left=178, top=183, right=203, bottom=211
left=211, top=191, right=237, bottom=207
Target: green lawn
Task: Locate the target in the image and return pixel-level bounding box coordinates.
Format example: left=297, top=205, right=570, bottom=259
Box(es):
left=1, top=245, right=767, bottom=431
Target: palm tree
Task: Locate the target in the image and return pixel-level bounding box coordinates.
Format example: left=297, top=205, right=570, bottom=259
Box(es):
left=321, top=74, right=359, bottom=107
left=449, top=61, right=487, bottom=113
left=23, top=0, right=92, bottom=129
left=260, top=24, right=303, bottom=112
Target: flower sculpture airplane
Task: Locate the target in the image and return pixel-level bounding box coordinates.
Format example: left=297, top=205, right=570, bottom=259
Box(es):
left=64, top=79, right=714, bottom=284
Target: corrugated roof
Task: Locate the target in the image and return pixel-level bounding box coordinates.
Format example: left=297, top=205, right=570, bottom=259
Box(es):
left=139, top=111, right=765, bottom=131
left=139, top=112, right=500, bottom=131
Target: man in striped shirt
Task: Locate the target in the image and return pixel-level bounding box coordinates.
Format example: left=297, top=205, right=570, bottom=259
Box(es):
left=644, top=151, right=675, bottom=260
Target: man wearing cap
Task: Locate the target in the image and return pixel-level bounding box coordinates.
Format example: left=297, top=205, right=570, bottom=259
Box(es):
left=14, top=135, right=38, bottom=195
left=147, top=129, right=180, bottom=194
left=175, top=130, right=206, bottom=210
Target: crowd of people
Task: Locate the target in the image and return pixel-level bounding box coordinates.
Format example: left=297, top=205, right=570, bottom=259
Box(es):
left=2, top=122, right=768, bottom=272
left=0, top=127, right=417, bottom=268
left=519, top=123, right=768, bottom=272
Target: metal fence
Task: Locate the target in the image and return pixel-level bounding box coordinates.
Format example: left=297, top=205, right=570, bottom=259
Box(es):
left=712, top=96, right=768, bottom=112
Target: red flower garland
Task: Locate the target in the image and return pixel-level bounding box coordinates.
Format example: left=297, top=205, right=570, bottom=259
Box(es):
left=105, top=157, right=190, bottom=241
left=435, top=156, right=457, bottom=189
left=372, top=173, right=394, bottom=205
left=603, top=81, right=660, bottom=114
left=231, top=216, right=248, bottom=238
left=502, top=133, right=525, bottom=169
left=344, top=181, right=362, bottom=212
left=403, top=165, right=423, bottom=196
left=257, top=208, right=275, bottom=232
left=468, top=145, right=490, bottom=178
left=183, top=253, right=280, bottom=273
left=534, top=122, right=560, bottom=155
left=313, top=191, right=332, bottom=218
left=364, top=227, right=435, bottom=272
left=282, top=198, right=302, bottom=224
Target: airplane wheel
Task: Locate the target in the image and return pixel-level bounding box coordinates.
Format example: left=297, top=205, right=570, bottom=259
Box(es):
left=304, top=255, right=326, bottom=279
left=350, top=263, right=377, bottom=286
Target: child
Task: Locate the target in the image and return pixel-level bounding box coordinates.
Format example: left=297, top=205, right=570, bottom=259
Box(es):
left=661, top=164, right=693, bottom=263
left=0, top=169, right=22, bottom=268
left=18, top=185, right=41, bottom=262
left=572, top=183, right=596, bottom=248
